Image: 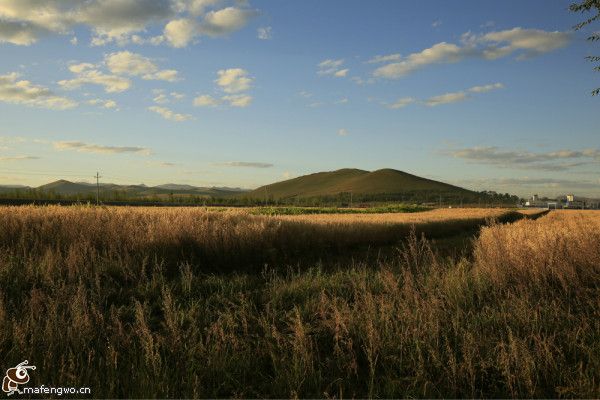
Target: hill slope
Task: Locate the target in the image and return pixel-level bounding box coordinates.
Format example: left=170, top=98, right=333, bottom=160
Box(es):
left=246, top=168, right=476, bottom=201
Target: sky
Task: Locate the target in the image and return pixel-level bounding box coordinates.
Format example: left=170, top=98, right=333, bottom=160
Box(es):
left=0, top=0, right=598, bottom=197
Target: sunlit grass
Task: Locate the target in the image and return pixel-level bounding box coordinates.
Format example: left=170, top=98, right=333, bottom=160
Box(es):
left=0, top=206, right=596, bottom=398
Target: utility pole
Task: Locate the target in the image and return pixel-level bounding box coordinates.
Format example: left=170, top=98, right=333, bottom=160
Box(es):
left=94, top=172, right=101, bottom=206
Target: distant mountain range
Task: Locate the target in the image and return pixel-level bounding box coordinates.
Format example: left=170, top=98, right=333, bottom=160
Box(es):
left=0, top=179, right=248, bottom=198
left=0, top=169, right=505, bottom=203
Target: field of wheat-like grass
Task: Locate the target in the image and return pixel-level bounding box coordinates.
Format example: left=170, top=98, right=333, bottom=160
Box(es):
left=0, top=206, right=597, bottom=398
left=0, top=206, right=525, bottom=272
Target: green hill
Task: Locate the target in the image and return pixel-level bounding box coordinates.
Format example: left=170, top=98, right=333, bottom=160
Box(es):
left=246, top=168, right=478, bottom=203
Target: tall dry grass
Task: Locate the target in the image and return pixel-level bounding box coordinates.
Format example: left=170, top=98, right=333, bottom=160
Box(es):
left=0, top=206, right=521, bottom=273
left=0, top=206, right=597, bottom=398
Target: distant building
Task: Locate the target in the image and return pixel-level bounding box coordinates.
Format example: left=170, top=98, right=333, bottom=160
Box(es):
left=525, top=194, right=550, bottom=208
left=525, top=194, right=599, bottom=209
left=563, top=194, right=600, bottom=209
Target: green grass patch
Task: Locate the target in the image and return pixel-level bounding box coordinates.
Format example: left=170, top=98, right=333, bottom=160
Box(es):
left=250, top=204, right=430, bottom=215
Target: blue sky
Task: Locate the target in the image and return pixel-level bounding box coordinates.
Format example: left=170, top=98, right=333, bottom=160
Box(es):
left=0, top=0, right=598, bottom=196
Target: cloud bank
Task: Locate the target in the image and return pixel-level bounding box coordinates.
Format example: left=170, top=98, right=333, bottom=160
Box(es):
left=217, top=161, right=273, bottom=168
left=194, top=68, right=254, bottom=108
left=53, top=141, right=151, bottom=155
left=0, top=72, right=77, bottom=110
left=373, top=28, right=571, bottom=79
left=444, top=146, right=600, bottom=171
left=0, top=0, right=257, bottom=47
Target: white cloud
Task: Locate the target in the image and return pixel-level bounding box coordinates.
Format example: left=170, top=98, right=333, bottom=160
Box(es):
left=58, top=65, right=131, bottom=93
left=0, top=155, right=39, bottom=161
left=0, top=20, right=45, bottom=45
left=105, top=51, right=179, bottom=81
left=424, top=82, right=503, bottom=106
left=0, top=0, right=174, bottom=46
left=479, top=28, right=571, bottom=60
left=148, top=105, right=192, bottom=121
left=216, top=68, right=252, bottom=93
left=374, top=42, right=467, bottom=78
left=455, top=176, right=600, bottom=197
left=131, top=33, right=165, bottom=45
left=60, top=52, right=177, bottom=93
left=0, top=72, right=77, bottom=110
left=386, top=82, right=503, bottom=108
left=78, top=0, right=175, bottom=44
left=257, top=26, right=271, bottom=40
left=196, top=68, right=254, bottom=108
left=443, top=146, right=600, bottom=171
left=373, top=28, right=571, bottom=79
left=149, top=69, right=178, bottom=81
left=222, top=94, right=252, bottom=107
left=154, top=90, right=185, bottom=103
left=69, top=63, right=96, bottom=74
left=432, top=20, right=442, bottom=28
left=164, top=18, right=198, bottom=48
left=87, top=98, right=118, bottom=109
left=387, top=97, right=416, bottom=109
left=218, top=161, right=273, bottom=168
left=193, top=94, right=220, bottom=107
left=366, top=53, right=402, bottom=64
left=425, top=91, right=468, bottom=106
left=184, top=0, right=224, bottom=15
left=337, top=128, right=349, bottom=136
left=318, top=59, right=347, bottom=77
left=193, top=93, right=252, bottom=108
left=160, top=6, right=257, bottom=47
left=153, top=93, right=169, bottom=104
left=200, top=7, right=257, bottom=37
left=351, top=76, right=375, bottom=85
left=146, top=160, right=178, bottom=168
left=53, top=141, right=151, bottom=155
left=0, top=0, right=257, bottom=47
left=468, top=82, right=504, bottom=93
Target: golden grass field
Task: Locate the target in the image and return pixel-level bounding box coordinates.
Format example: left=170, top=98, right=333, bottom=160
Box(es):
left=0, top=206, right=597, bottom=398
left=0, top=206, right=528, bottom=272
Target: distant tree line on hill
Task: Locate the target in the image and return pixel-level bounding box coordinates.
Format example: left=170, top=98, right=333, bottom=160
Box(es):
left=0, top=187, right=521, bottom=207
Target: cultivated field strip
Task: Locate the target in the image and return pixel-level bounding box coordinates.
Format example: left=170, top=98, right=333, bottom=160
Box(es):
left=275, top=207, right=518, bottom=223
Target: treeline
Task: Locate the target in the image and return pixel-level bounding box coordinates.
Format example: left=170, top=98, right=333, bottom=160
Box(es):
left=0, top=188, right=521, bottom=207
left=237, top=190, right=521, bottom=207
